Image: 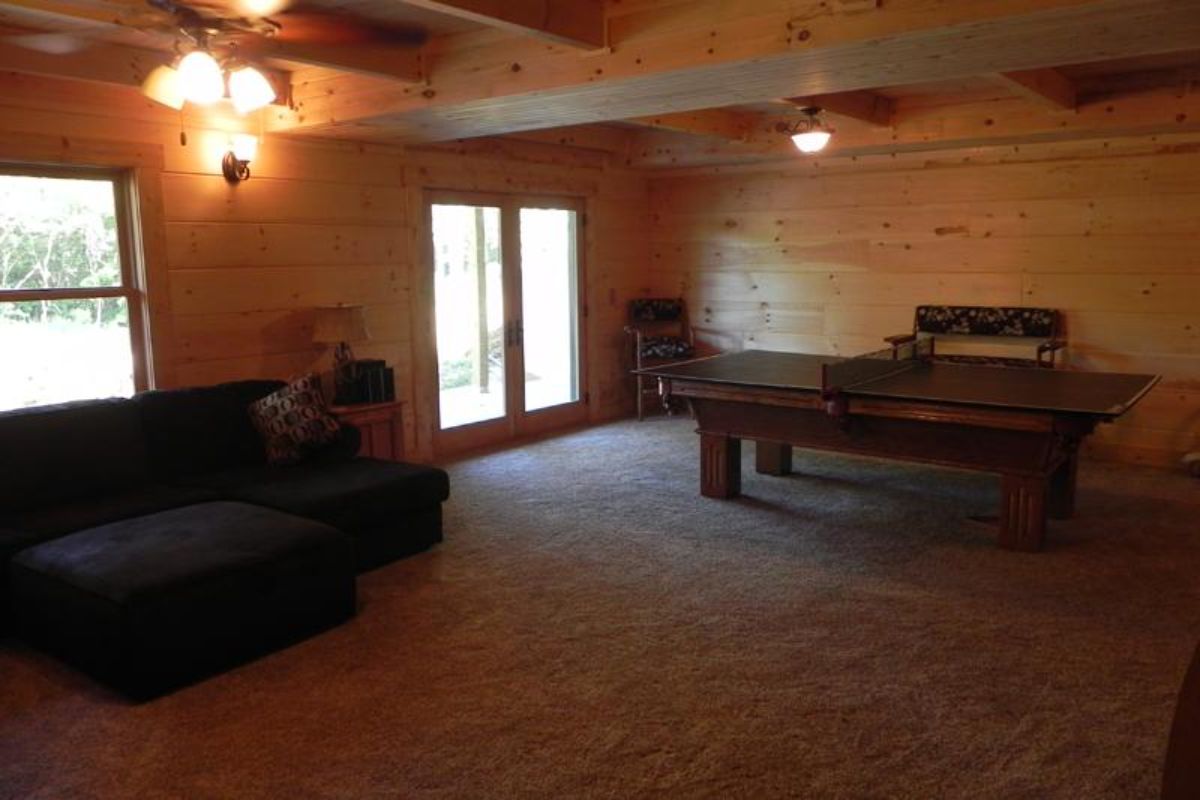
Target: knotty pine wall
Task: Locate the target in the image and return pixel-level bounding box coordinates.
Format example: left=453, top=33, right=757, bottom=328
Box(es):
left=0, top=72, right=648, bottom=460
left=645, top=142, right=1200, bottom=467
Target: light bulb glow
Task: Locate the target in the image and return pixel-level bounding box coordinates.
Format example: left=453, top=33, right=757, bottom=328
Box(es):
left=142, top=64, right=185, bottom=110
left=791, top=130, right=832, bottom=154
left=178, top=50, right=224, bottom=105
left=231, top=134, right=259, bottom=162
left=229, top=65, right=276, bottom=114
left=236, top=0, right=290, bottom=15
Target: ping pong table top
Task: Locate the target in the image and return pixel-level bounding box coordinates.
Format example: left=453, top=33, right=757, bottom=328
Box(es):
left=637, top=349, right=1159, bottom=419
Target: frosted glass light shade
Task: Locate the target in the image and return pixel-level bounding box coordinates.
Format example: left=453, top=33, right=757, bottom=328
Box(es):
left=229, top=65, right=276, bottom=114
left=791, top=130, right=832, bottom=154
left=178, top=50, right=224, bottom=105
left=231, top=134, right=258, bottom=162
left=142, top=65, right=185, bottom=110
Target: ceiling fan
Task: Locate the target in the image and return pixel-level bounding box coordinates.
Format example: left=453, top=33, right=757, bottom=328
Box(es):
left=4, top=0, right=429, bottom=112
left=4, top=0, right=428, bottom=57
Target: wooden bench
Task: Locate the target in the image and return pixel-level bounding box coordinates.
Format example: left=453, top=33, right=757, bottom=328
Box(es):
left=625, top=298, right=695, bottom=420
left=885, top=305, right=1065, bottom=368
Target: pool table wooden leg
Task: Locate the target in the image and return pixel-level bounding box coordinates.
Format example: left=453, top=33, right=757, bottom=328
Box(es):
left=755, top=441, right=793, bottom=476
left=701, top=432, right=741, bottom=498
left=998, top=474, right=1048, bottom=551
left=1048, top=451, right=1079, bottom=520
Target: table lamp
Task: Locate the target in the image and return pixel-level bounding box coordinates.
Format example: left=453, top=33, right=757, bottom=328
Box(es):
left=312, top=305, right=370, bottom=404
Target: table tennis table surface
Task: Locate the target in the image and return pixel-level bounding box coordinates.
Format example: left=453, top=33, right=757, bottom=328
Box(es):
left=638, top=350, right=1159, bottom=418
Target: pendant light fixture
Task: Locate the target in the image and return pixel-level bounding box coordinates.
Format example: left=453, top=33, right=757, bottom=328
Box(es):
left=778, top=107, right=833, bottom=154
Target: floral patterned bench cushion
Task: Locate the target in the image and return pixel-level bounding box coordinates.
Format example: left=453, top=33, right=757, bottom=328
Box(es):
left=640, top=336, right=694, bottom=360
left=932, top=354, right=1041, bottom=369
left=915, top=306, right=1057, bottom=338
left=630, top=298, right=685, bottom=322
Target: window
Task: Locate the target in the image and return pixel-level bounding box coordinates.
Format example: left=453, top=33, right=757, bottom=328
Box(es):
left=0, top=168, right=147, bottom=411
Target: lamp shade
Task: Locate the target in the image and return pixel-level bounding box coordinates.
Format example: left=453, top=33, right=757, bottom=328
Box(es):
left=142, top=64, right=185, bottom=110
left=178, top=50, right=224, bottom=105
left=229, top=65, right=276, bottom=114
left=312, top=305, right=370, bottom=344
left=791, top=129, right=832, bottom=154
left=230, top=133, right=258, bottom=162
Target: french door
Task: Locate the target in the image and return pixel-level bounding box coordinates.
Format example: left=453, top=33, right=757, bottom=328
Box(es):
left=428, top=191, right=587, bottom=455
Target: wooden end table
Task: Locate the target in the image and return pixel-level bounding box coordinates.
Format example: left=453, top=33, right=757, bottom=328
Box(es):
left=330, top=401, right=405, bottom=462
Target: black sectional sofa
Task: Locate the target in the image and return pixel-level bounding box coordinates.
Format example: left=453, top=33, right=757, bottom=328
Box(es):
left=0, top=379, right=449, bottom=698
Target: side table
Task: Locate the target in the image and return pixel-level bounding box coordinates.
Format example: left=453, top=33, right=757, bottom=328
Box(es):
left=331, top=401, right=405, bottom=462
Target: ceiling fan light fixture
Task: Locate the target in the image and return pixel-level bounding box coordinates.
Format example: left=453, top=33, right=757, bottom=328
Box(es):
left=178, top=49, right=225, bottom=105
left=229, top=65, right=276, bottom=114
left=142, top=64, right=186, bottom=110
left=236, top=0, right=291, bottom=15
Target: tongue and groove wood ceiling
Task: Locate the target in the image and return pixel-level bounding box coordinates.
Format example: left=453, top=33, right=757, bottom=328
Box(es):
left=1, top=0, right=1198, bottom=168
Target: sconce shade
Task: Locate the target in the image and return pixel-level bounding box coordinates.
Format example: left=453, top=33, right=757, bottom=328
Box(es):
left=229, top=65, right=276, bottom=113
left=230, top=134, right=259, bottom=162
left=312, top=305, right=370, bottom=344
left=142, top=64, right=186, bottom=110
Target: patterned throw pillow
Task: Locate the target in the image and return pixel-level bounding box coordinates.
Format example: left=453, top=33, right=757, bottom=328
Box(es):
left=248, top=375, right=341, bottom=465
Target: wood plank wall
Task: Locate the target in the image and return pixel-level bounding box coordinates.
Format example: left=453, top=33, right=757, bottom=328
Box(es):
left=646, top=143, right=1200, bottom=467
left=0, top=72, right=648, bottom=461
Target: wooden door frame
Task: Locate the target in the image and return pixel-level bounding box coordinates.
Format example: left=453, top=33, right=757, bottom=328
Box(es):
left=414, top=189, right=590, bottom=459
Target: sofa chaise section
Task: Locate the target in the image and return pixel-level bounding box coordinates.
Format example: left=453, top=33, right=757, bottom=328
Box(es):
left=10, top=501, right=355, bottom=699
left=0, top=398, right=215, bottom=630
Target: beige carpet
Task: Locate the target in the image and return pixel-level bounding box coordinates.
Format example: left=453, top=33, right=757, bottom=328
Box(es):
left=3, top=417, right=1199, bottom=799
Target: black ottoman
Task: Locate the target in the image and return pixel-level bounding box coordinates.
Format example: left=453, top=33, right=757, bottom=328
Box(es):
left=9, top=501, right=355, bottom=699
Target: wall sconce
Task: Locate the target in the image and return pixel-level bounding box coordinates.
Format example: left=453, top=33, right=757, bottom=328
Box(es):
left=222, top=134, right=258, bottom=183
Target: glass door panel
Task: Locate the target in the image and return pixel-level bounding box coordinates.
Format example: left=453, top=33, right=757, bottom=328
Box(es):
left=431, top=203, right=506, bottom=430
left=519, top=208, right=580, bottom=412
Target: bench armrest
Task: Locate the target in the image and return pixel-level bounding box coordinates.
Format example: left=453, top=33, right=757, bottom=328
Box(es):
left=884, top=333, right=917, bottom=346
left=1036, top=338, right=1067, bottom=367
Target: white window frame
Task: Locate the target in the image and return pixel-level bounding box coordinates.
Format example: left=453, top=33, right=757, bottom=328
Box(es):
left=0, top=163, right=152, bottom=397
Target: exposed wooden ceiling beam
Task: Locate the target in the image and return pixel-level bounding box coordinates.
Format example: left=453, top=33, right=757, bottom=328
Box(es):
left=628, top=86, right=1200, bottom=168
left=270, top=0, right=1200, bottom=141
left=1076, top=64, right=1200, bottom=103
left=0, top=31, right=159, bottom=87
left=785, top=91, right=895, bottom=127
left=994, top=68, right=1077, bottom=110
left=625, top=109, right=762, bottom=142
left=395, top=0, right=604, bottom=50
left=0, top=0, right=424, bottom=82
left=240, top=39, right=423, bottom=83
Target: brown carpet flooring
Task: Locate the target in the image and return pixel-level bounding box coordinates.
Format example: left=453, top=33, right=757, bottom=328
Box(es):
left=3, top=417, right=1200, bottom=799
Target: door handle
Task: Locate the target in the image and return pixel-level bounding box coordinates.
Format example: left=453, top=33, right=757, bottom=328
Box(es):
left=502, top=320, right=524, bottom=348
